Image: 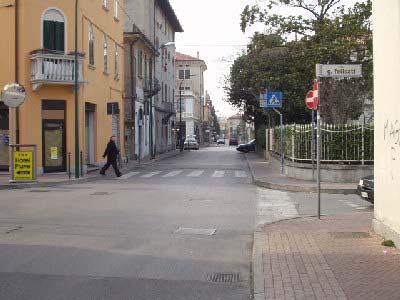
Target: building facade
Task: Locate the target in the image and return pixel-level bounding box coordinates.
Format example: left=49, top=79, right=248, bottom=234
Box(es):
left=0, top=0, right=125, bottom=174
left=175, top=52, right=207, bottom=144
left=372, top=0, right=400, bottom=245
left=124, top=0, right=182, bottom=159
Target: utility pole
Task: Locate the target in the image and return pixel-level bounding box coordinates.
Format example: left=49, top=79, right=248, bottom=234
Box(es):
left=179, top=79, right=184, bottom=152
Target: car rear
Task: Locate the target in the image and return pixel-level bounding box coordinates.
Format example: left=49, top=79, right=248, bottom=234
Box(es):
left=357, top=175, right=374, bottom=203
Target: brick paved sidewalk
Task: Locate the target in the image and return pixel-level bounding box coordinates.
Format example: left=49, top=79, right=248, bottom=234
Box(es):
left=253, top=212, right=400, bottom=300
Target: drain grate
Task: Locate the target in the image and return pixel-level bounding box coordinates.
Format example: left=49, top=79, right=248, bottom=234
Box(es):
left=207, top=273, right=240, bottom=283
left=90, top=192, right=110, bottom=196
left=330, top=232, right=371, bottom=239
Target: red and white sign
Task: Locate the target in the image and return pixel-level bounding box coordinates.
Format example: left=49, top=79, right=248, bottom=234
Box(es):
left=305, top=80, right=319, bottom=109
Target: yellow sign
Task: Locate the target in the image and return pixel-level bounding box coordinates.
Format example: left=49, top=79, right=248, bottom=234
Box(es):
left=13, top=151, right=34, bottom=181
left=51, top=147, right=58, bottom=160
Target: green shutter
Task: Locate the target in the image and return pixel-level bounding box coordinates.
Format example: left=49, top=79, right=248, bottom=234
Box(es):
left=43, top=21, right=64, bottom=52
left=43, top=21, right=54, bottom=50
left=55, top=22, right=65, bottom=52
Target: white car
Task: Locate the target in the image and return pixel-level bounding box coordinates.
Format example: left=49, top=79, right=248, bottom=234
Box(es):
left=184, top=138, right=199, bottom=150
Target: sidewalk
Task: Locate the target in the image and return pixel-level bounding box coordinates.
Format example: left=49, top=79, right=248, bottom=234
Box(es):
left=0, top=149, right=181, bottom=190
left=253, top=212, right=400, bottom=300
left=246, top=153, right=357, bottom=194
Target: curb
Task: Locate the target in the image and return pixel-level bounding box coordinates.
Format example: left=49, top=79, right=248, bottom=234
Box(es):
left=0, top=150, right=183, bottom=191
left=245, top=154, right=357, bottom=195
left=252, top=231, right=266, bottom=300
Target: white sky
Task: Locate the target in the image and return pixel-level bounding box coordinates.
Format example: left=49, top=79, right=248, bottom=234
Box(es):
left=169, top=0, right=364, bottom=118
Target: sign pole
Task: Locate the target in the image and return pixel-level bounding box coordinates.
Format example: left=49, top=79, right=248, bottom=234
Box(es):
left=317, top=78, right=321, bottom=220
left=311, top=109, right=315, bottom=180
left=273, top=108, right=284, bottom=175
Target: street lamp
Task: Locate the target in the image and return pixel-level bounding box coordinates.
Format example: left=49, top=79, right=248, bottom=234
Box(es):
left=74, top=0, right=79, bottom=178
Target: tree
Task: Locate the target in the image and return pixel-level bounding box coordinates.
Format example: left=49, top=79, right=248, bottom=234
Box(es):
left=226, top=0, right=372, bottom=127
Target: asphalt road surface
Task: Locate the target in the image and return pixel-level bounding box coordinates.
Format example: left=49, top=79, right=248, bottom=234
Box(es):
left=0, top=146, right=371, bottom=299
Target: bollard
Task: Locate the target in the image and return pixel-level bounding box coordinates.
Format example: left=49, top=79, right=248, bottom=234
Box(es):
left=68, top=152, right=71, bottom=179
left=80, top=151, right=83, bottom=177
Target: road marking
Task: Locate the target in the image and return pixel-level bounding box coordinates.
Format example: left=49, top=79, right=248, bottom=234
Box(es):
left=256, top=188, right=299, bottom=227
left=187, top=170, right=204, bottom=177
left=141, top=171, right=161, bottom=178
left=345, top=202, right=359, bottom=208
left=116, top=172, right=140, bottom=180
left=356, top=207, right=369, bottom=210
left=211, top=170, right=225, bottom=178
left=162, top=170, right=183, bottom=177
left=235, top=170, right=249, bottom=178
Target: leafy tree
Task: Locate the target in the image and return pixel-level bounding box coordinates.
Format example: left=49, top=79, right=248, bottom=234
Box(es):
left=225, top=0, right=372, bottom=130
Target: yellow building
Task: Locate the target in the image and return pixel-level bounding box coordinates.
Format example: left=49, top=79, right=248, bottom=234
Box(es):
left=0, top=0, right=124, bottom=174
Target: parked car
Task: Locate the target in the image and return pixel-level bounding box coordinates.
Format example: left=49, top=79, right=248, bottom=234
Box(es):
left=229, top=138, right=238, bottom=146
left=357, top=175, right=374, bottom=203
left=184, top=137, right=199, bottom=150
left=236, top=140, right=256, bottom=153
left=217, top=139, right=225, bottom=145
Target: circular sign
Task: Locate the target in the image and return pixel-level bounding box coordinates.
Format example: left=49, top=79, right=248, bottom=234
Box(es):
left=305, top=90, right=319, bottom=109
left=1, top=83, right=26, bottom=108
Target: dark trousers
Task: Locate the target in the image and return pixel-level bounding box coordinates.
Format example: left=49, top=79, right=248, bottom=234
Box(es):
left=100, top=159, right=121, bottom=176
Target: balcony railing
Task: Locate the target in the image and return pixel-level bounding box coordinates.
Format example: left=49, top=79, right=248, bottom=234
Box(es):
left=30, top=50, right=85, bottom=91
left=144, top=78, right=160, bottom=98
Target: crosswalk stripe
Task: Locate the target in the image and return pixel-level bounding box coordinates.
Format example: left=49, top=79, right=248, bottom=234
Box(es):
left=187, top=170, right=204, bottom=177
left=211, top=170, right=225, bottom=178
left=116, top=172, right=140, bottom=180
left=141, top=171, right=161, bottom=178
left=235, top=170, right=249, bottom=178
left=162, top=170, right=183, bottom=177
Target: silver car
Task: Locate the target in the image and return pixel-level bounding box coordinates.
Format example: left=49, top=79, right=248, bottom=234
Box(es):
left=184, top=138, right=199, bottom=150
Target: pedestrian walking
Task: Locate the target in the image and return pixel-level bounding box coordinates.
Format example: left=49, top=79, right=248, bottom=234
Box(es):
left=100, top=136, right=122, bottom=177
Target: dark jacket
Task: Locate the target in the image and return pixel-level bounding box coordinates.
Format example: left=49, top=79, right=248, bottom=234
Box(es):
left=103, top=140, right=119, bottom=161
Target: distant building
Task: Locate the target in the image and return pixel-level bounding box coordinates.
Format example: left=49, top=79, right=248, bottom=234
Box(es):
left=175, top=52, right=207, bottom=144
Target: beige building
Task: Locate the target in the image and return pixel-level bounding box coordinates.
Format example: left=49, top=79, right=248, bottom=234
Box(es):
left=0, top=0, right=124, bottom=174
left=372, top=0, right=400, bottom=244
left=175, top=52, right=207, bottom=144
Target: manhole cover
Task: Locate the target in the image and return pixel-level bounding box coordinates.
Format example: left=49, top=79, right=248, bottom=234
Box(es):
left=207, top=273, right=240, bottom=283
left=90, top=192, right=110, bottom=196
left=330, top=232, right=371, bottom=239
left=175, top=227, right=216, bottom=236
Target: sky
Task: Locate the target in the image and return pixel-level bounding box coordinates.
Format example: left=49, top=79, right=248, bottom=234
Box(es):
left=169, top=0, right=364, bottom=118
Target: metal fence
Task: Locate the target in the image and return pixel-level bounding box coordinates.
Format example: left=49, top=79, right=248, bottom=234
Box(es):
left=270, top=122, right=374, bottom=164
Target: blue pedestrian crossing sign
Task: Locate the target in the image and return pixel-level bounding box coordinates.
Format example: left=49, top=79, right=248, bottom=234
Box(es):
left=262, top=91, right=283, bottom=108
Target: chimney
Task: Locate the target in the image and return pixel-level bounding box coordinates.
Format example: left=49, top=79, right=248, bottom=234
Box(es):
left=197, top=51, right=199, bottom=59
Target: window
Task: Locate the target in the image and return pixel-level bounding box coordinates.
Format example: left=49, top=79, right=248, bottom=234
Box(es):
left=103, top=34, right=108, bottom=73
left=103, top=0, right=108, bottom=9
left=42, top=9, right=65, bottom=52
left=88, top=23, right=95, bottom=66
left=137, top=49, right=143, bottom=77
left=114, top=0, right=119, bottom=19
left=185, top=87, right=190, bottom=90
left=114, top=44, right=119, bottom=79
left=185, top=69, right=190, bottom=79
left=178, top=70, right=184, bottom=79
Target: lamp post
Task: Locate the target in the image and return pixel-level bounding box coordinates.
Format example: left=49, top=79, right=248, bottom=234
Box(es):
left=74, top=0, right=79, bottom=178
left=179, top=79, right=184, bottom=152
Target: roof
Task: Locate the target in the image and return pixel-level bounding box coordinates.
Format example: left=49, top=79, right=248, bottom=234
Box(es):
left=175, top=52, right=203, bottom=62
left=156, top=0, right=183, bottom=33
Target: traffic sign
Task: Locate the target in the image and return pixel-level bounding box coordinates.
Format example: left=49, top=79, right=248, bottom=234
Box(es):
left=260, top=91, right=283, bottom=108
left=1, top=83, right=26, bottom=108
left=305, top=80, right=319, bottom=109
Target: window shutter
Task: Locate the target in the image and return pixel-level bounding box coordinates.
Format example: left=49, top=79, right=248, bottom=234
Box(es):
left=55, top=22, right=65, bottom=52
left=43, top=21, right=54, bottom=50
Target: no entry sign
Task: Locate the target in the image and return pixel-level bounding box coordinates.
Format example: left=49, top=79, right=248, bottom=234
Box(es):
left=305, top=80, right=319, bottom=109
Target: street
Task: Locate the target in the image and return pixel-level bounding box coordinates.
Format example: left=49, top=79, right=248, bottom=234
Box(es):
left=0, top=146, right=371, bottom=300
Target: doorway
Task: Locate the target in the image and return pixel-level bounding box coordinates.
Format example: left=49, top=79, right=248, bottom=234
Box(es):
left=0, top=103, right=9, bottom=171
left=42, top=100, right=66, bottom=173
left=85, top=103, right=96, bottom=166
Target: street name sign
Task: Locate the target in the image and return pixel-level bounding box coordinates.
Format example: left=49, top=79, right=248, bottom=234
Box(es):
left=316, top=64, right=362, bottom=78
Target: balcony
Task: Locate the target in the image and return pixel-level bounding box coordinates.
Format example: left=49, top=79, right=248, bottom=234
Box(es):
left=144, top=78, right=160, bottom=98
left=30, top=49, right=85, bottom=91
